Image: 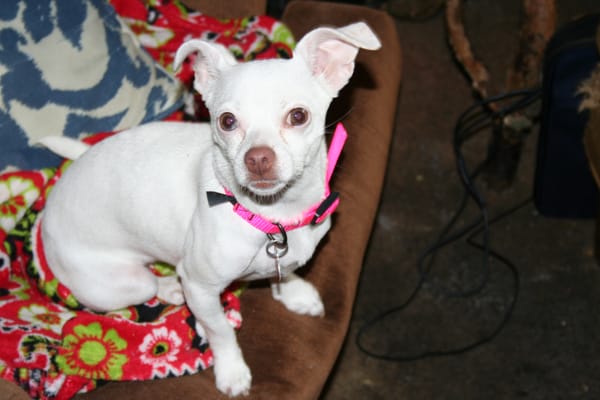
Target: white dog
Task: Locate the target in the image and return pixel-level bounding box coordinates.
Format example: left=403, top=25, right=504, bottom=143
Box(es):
left=38, top=22, right=380, bottom=396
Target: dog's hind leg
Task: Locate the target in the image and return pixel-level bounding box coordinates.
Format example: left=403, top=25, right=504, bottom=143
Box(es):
left=55, top=258, right=160, bottom=312
left=156, top=275, right=185, bottom=305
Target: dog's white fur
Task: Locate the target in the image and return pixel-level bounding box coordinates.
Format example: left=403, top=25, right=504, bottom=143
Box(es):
left=38, top=23, right=380, bottom=396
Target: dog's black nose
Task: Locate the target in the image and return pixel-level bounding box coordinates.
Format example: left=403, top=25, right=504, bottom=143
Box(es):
left=244, top=146, right=276, bottom=178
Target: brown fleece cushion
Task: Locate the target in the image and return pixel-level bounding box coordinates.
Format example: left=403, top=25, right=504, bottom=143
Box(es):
left=0, top=1, right=401, bottom=399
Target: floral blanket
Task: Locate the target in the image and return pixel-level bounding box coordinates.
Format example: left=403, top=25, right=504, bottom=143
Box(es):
left=0, top=1, right=294, bottom=399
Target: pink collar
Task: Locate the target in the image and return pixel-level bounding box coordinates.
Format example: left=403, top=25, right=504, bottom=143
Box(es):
left=207, top=123, right=348, bottom=235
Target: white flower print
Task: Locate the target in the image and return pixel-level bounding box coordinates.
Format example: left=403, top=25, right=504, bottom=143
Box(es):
left=17, top=304, right=75, bottom=335
left=139, top=326, right=182, bottom=375
left=0, top=176, right=40, bottom=232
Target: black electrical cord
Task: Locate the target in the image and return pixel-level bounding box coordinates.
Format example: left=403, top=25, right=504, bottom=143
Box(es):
left=356, top=88, right=541, bottom=361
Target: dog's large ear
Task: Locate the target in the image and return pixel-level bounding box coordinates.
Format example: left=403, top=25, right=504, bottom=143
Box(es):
left=294, top=22, right=381, bottom=97
left=174, top=40, right=237, bottom=100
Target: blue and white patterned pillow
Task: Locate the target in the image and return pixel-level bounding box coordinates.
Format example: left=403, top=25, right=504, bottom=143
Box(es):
left=0, top=0, right=183, bottom=170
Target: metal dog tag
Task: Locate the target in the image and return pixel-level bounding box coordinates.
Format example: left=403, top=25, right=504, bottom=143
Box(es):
left=266, top=224, right=288, bottom=292
left=266, top=241, right=288, bottom=279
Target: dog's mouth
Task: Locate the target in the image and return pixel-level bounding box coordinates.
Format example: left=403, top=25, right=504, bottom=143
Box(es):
left=252, top=180, right=278, bottom=190
left=242, top=180, right=290, bottom=204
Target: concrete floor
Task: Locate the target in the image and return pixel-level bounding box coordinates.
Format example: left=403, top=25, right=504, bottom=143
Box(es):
left=322, top=1, right=600, bottom=399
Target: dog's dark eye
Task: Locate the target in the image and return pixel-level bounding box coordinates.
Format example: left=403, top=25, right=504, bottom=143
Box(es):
left=287, top=108, right=309, bottom=127
left=219, top=112, right=238, bottom=131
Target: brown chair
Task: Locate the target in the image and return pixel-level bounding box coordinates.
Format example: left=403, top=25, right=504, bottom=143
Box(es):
left=0, top=1, right=402, bottom=398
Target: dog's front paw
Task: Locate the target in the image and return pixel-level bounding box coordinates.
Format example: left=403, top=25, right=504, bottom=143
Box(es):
left=271, top=275, right=325, bottom=317
left=214, top=356, right=252, bottom=397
